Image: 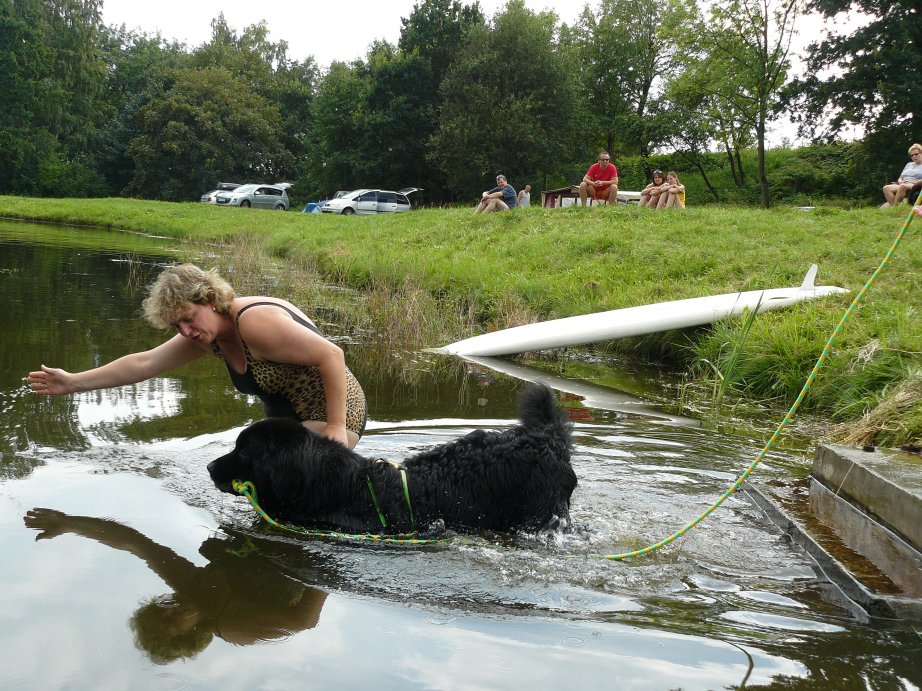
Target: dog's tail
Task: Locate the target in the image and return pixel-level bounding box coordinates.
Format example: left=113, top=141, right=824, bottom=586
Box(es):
left=518, top=384, right=571, bottom=438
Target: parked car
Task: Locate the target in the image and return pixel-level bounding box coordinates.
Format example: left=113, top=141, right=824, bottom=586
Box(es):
left=215, top=183, right=292, bottom=210
left=200, top=182, right=241, bottom=203
left=320, top=188, right=422, bottom=215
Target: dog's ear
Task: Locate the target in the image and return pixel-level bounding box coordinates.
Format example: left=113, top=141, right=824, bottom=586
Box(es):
left=244, top=419, right=318, bottom=510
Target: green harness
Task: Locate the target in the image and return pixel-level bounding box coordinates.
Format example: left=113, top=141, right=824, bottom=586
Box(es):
left=366, top=460, right=416, bottom=531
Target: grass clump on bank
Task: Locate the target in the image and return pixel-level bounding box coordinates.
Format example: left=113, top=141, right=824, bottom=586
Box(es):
left=2, top=195, right=920, bottom=446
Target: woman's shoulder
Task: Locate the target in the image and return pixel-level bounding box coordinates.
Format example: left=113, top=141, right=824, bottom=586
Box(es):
left=234, top=297, right=311, bottom=323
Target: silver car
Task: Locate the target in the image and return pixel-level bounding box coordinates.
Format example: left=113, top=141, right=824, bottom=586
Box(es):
left=321, top=188, right=422, bottom=215
left=215, top=183, right=292, bottom=210
left=200, top=182, right=241, bottom=203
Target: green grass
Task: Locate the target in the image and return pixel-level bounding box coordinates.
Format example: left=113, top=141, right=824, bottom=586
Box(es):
left=3, top=195, right=921, bottom=445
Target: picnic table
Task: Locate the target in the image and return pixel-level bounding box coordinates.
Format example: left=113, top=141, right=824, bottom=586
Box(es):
left=540, top=186, right=640, bottom=207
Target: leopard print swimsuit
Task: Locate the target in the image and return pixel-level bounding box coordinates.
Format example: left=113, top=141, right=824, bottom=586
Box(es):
left=213, top=302, right=367, bottom=436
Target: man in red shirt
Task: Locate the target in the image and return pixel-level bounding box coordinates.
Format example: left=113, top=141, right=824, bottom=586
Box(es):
left=579, top=151, right=619, bottom=206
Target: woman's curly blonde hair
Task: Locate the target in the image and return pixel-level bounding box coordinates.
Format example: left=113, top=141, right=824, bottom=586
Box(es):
left=142, top=264, right=236, bottom=329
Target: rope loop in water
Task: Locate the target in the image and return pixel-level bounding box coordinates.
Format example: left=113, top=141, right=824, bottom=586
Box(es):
left=230, top=480, right=448, bottom=546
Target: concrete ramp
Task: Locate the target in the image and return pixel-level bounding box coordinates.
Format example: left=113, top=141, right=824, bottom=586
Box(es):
left=747, top=444, right=922, bottom=619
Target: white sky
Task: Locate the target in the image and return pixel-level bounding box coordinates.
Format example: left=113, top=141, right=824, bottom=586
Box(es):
left=100, top=0, right=581, bottom=68
left=99, top=0, right=861, bottom=145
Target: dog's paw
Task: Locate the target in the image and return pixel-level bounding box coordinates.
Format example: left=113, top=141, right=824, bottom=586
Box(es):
left=538, top=513, right=574, bottom=534
left=420, top=519, right=447, bottom=538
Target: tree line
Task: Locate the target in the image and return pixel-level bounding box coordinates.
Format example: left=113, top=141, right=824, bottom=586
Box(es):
left=1, top=0, right=918, bottom=207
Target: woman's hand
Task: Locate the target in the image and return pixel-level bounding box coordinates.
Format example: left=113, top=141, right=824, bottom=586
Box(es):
left=319, top=422, right=349, bottom=447
left=27, top=365, right=75, bottom=396
left=24, top=508, right=71, bottom=539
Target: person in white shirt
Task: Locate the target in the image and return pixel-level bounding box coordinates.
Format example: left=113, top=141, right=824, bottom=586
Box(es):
left=517, top=184, right=531, bottom=207
left=883, top=143, right=922, bottom=206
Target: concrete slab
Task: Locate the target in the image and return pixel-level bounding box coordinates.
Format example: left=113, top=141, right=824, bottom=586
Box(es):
left=813, top=444, right=922, bottom=551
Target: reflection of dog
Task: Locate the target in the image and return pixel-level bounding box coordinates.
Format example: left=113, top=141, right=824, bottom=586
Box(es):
left=208, top=385, right=576, bottom=534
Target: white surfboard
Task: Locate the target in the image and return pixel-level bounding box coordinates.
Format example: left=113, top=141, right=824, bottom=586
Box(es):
left=437, top=265, right=847, bottom=358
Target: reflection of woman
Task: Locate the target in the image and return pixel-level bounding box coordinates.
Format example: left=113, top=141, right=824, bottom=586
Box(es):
left=27, top=264, right=366, bottom=448
left=638, top=170, right=666, bottom=208
left=24, top=508, right=328, bottom=662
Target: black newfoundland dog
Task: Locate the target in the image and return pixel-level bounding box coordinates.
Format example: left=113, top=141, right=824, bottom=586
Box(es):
left=208, top=384, right=576, bottom=534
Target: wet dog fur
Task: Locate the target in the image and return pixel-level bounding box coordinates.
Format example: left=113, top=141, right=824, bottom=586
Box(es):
left=208, top=384, right=576, bottom=534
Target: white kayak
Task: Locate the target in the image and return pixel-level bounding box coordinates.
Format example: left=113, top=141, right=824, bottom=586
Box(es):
left=438, top=265, right=848, bottom=357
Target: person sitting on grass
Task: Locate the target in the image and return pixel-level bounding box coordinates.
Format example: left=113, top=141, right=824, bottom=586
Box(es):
left=474, top=174, right=518, bottom=213
left=638, top=170, right=666, bottom=208
left=651, top=171, right=685, bottom=210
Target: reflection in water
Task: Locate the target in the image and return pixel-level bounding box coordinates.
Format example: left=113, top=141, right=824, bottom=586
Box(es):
left=458, top=355, right=700, bottom=426
left=24, top=509, right=327, bottom=662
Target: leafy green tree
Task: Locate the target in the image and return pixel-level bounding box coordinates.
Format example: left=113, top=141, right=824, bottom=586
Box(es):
left=0, top=0, right=107, bottom=195
left=663, top=42, right=755, bottom=190
left=399, top=0, right=485, bottom=83
left=127, top=67, right=291, bottom=200
left=785, top=0, right=922, bottom=189
left=190, top=15, right=319, bottom=190
left=1, top=0, right=58, bottom=194
left=396, top=0, right=485, bottom=201
left=363, top=44, right=437, bottom=192
left=306, top=60, right=371, bottom=197
left=95, top=26, right=190, bottom=195
left=672, top=0, right=801, bottom=207
left=561, top=0, right=683, bottom=160
left=429, top=0, right=585, bottom=199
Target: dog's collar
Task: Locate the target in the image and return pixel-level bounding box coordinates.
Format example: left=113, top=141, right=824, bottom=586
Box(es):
left=366, top=461, right=415, bottom=531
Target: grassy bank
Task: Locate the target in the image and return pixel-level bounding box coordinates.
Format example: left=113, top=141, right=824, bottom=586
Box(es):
left=3, top=195, right=921, bottom=446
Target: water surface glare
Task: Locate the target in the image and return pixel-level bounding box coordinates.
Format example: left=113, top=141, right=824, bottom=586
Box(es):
left=0, top=221, right=919, bottom=689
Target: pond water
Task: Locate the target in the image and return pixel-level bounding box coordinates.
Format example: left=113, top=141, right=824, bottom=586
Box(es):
left=0, top=221, right=918, bottom=689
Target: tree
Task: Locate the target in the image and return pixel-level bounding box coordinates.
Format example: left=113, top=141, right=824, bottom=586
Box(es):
left=0, top=0, right=107, bottom=196
left=94, top=26, right=190, bottom=195
left=663, top=42, right=756, bottom=190
left=190, top=15, right=319, bottom=189
left=429, top=0, right=585, bottom=199
left=675, top=0, right=801, bottom=207
left=306, top=60, right=371, bottom=197
left=785, top=0, right=922, bottom=186
left=561, top=0, right=683, bottom=160
left=398, top=0, right=484, bottom=85
left=396, top=0, right=485, bottom=201
left=127, top=67, right=291, bottom=200
left=363, top=44, right=438, bottom=192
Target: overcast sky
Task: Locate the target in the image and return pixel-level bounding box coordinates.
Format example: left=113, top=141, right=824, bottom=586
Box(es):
left=100, top=0, right=583, bottom=68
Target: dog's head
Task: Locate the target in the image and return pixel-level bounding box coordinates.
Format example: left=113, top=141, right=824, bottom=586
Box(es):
left=208, top=417, right=313, bottom=509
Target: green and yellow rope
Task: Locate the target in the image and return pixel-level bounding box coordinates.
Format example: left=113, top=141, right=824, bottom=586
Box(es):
left=592, top=194, right=920, bottom=561
left=231, top=480, right=447, bottom=545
